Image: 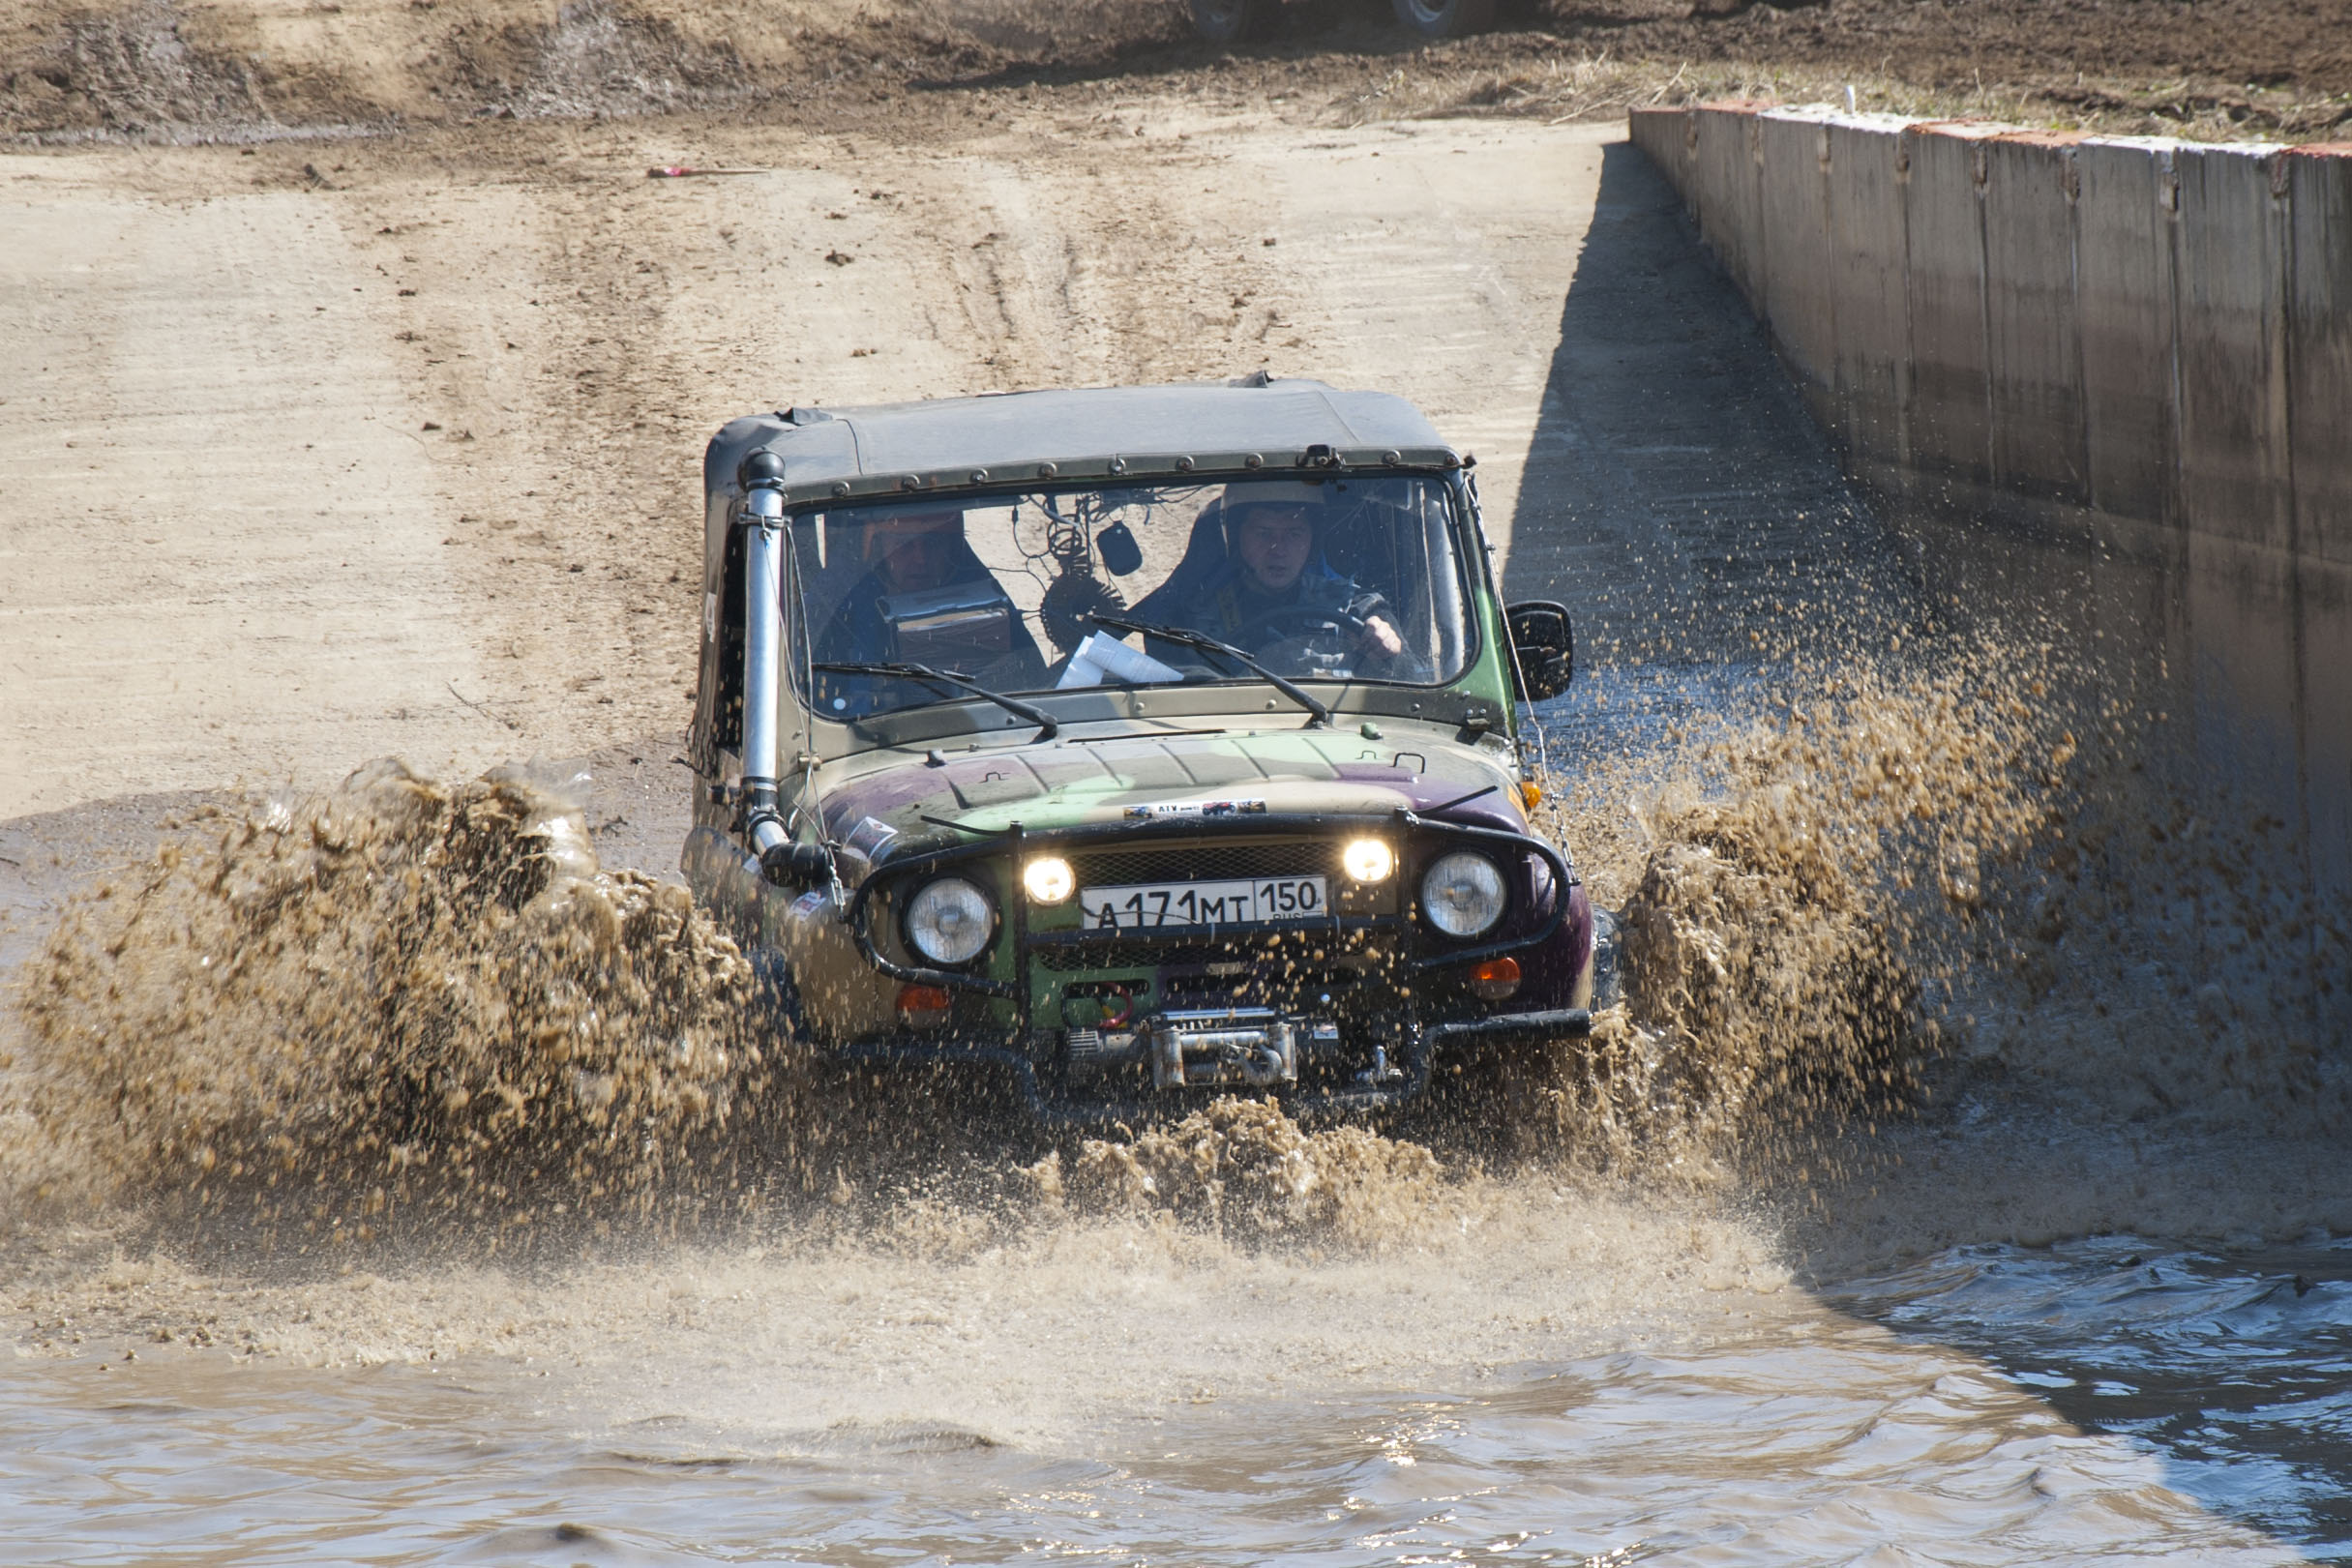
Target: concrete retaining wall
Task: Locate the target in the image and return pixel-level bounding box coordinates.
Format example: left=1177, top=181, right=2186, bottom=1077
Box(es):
left=1629, top=105, right=2352, bottom=565
left=1629, top=104, right=2352, bottom=1033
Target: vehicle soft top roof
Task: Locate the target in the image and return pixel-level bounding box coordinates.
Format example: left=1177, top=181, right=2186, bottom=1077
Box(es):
left=702, top=376, right=1463, bottom=509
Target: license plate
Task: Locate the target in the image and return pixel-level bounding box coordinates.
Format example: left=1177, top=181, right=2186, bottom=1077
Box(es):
left=1079, top=875, right=1328, bottom=931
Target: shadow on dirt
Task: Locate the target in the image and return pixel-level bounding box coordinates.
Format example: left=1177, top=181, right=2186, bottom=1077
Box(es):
left=1502, top=136, right=1896, bottom=671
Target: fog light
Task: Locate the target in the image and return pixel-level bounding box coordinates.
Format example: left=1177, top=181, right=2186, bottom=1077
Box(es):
left=1471, top=956, right=1521, bottom=1002
left=897, top=982, right=953, bottom=1028
left=1024, top=855, right=1075, bottom=903
left=1342, top=838, right=1395, bottom=882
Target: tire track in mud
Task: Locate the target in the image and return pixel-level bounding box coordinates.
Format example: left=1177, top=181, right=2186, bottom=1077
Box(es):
left=216, top=109, right=1355, bottom=785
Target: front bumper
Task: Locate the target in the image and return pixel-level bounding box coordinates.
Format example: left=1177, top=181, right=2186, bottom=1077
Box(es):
left=825, top=1005, right=1593, bottom=1126
left=801, top=806, right=1593, bottom=1121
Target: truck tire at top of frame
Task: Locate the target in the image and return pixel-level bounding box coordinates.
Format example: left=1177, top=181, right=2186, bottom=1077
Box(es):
left=1392, top=0, right=1497, bottom=37
left=1189, top=0, right=1265, bottom=44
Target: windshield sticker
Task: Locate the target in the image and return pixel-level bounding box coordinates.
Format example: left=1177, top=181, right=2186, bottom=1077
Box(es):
left=1122, top=798, right=1268, bottom=820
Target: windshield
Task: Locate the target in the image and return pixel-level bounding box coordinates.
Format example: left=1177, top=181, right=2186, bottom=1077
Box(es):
left=785, top=475, right=1474, bottom=722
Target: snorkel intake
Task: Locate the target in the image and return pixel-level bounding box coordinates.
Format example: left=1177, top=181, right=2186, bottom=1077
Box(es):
left=737, top=450, right=829, bottom=888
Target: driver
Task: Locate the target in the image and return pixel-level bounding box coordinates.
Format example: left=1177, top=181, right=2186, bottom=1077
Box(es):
left=1167, top=482, right=1410, bottom=673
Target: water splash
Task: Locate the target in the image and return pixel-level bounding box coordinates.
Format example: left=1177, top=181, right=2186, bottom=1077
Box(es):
left=1053, top=1096, right=1444, bottom=1244
left=3, top=628, right=2338, bottom=1261
left=2, top=758, right=767, bottom=1234
left=1525, top=641, right=2074, bottom=1181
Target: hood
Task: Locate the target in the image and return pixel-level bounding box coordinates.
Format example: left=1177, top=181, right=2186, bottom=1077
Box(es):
left=814, top=726, right=1525, bottom=870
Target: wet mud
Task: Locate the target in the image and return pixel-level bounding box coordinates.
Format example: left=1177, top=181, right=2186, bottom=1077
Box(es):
left=2, top=759, right=766, bottom=1233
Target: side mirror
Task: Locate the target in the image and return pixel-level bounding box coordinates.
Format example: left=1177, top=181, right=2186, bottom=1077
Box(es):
left=1505, top=601, right=1574, bottom=700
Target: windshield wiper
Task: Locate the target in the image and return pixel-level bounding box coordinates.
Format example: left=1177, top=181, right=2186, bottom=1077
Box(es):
left=814, top=662, right=1058, bottom=742
left=1081, top=613, right=1331, bottom=728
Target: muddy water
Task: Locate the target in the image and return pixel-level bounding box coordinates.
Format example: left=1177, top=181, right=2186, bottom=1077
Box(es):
left=1839, top=1235, right=2352, bottom=1553
left=0, top=1271, right=2324, bottom=1565
left=0, top=1173, right=2338, bottom=1567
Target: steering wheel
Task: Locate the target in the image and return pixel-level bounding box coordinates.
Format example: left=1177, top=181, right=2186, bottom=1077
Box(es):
left=1229, top=605, right=1363, bottom=680
left=1246, top=603, right=1444, bottom=685
left=1236, top=604, right=1363, bottom=648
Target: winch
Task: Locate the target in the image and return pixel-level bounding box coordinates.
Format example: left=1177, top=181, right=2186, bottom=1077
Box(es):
left=1135, top=1008, right=1298, bottom=1090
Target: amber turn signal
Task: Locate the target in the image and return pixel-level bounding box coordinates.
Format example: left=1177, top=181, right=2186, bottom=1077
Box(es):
left=1470, top=956, right=1521, bottom=1001
left=897, top=982, right=954, bottom=1027
left=1518, top=780, right=1542, bottom=810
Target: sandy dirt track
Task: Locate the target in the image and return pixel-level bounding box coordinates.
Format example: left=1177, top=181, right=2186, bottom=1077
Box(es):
left=1, top=168, right=485, bottom=815
left=1, top=105, right=1623, bottom=825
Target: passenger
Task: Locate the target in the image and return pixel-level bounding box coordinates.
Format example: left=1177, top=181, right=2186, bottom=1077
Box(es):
left=814, top=509, right=1045, bottom=708
left=1164, top=482, right=1415, bottom=677
left=820, top=509, right=970, bottom=665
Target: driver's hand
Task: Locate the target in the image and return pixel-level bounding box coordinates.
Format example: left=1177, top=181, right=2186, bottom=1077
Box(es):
left=1358, top=614, right=1404, bottom=658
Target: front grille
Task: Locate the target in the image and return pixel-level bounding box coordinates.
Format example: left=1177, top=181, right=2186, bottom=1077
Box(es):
left=1067, top=840, right=1334, bottom=888
left=1158, top=963, right=1370, bottom=1006
left=1032, top=932, right=1316, bottom=971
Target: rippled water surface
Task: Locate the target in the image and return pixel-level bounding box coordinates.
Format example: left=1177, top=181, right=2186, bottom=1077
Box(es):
left=1840, top=1236, right=2352, bottom=1559
left=4, top=1235, right=2341, bottom=1566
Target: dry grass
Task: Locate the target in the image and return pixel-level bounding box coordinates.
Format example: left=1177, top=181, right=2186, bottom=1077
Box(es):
left=1342, top=48, right=2352, bottom=144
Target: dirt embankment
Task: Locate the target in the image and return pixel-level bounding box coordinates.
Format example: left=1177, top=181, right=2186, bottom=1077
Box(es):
left=5, top=0, right=2348, bottom=148
left=0, top=0, right=1171, bottom=143
left=1513, top=0, right=2352, bottom=133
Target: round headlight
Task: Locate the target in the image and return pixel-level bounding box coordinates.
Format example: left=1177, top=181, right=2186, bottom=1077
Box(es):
left=905, top=876, right=995, bottom=965
left=1023, top=855, right=1075, bottom=903
left=1420, top=851, right=1505, bottom=937
left=1342, top=838, right=1395, bottom=882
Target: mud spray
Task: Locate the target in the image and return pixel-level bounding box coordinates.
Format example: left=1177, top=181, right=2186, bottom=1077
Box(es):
left=1, top=640, right=2040, bottom=1229
left=1, top=633, right=2344, bottom=1397
left=0, top=759, right=772, bottom=1238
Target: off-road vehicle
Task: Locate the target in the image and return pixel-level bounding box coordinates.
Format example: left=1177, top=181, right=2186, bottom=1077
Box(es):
left=682, top=376, right=1591, bottom=1122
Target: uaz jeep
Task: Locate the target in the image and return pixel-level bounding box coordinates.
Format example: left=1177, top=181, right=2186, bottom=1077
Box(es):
left=682, top=377, right=1592, bottom=1121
